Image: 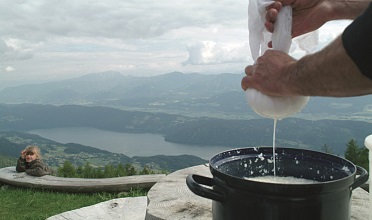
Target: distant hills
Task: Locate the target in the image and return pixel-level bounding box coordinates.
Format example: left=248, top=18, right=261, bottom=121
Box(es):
left=0, top=104, right=371, bottom=156
left=0, top=71, right=371, bottom=120
left=0, top=71, right=370, bottom=166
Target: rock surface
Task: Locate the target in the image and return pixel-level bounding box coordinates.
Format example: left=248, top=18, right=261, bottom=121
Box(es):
left=146, top=164, right=212, bottom=220
left=0, top=166, right=165, bottom=192
left=47, top=196, right=147, bottom=220
left=351, top=187, right=370, bottom=220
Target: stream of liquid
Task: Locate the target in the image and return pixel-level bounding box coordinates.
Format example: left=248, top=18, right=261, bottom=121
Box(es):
left=273, top=119, right=277, bottom=176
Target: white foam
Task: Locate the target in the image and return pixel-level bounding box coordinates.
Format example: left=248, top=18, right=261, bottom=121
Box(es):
left=244, top=175, right=319, bottom=184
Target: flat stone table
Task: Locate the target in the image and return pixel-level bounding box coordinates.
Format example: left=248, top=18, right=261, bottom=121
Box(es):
left=146, top=164, right=212, bottom=220
left=0, top=166, right=165, bottom=193
left=48, top=196, right=147, bottom=220
left=146, top=164, right=370, bottom=220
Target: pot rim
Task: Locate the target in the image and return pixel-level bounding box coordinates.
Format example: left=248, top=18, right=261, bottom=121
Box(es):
left=208, top=147, right=357, bottom=194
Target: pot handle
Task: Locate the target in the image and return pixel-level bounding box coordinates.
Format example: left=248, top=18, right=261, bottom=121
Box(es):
left=351, top=165, right=369, bottom=190
left=186, top=174, right=225, bottom=202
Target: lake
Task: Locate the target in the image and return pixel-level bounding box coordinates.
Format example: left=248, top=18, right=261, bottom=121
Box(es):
left=29, top=127, right=235, bottom=160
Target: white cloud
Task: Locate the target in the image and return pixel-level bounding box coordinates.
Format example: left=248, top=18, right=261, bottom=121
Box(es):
left=5, top=66, right=15, bottom=72
left=0, top=0, right=346, bottom=84
left=0, top=0, right=247, bottom=41
left=183, top=41, right=249, bottom=65
left=1, top=39, right=35, bottom=61
left=0, top=0, right=249, bottom=81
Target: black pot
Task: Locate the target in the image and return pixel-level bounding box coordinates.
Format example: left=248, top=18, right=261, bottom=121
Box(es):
left=186, top=147, right=368, bottom=220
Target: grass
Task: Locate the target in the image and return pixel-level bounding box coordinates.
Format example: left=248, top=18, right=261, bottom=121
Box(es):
left=0, top=185, right=147, bottom=220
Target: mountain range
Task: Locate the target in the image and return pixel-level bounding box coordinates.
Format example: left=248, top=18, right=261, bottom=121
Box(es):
left=0, top=71, right=371, bottom=160
left=0, top=71, right=371, bottom=120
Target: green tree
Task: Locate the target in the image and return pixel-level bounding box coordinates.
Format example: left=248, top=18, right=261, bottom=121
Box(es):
left=139, top=165, right=153, bottom=175
left=320, top=144, right=333, bottom=154
left=124, top=164, right=137, bottom=176
left=104, top=164, right=116, bottom=178
left=82, top=162, right=93, bottom=178
left=117, top=163, right=126, bottom=177
left=345, top=139, right=360, bottom=163
left=344, top=139, right=369, bottom=172
left=76, top=165, right=83, bottom=177
left=358, top=147, right=369, bottom=172
left=57, top=161, right=76, bottom=177
left=93, top=166, right=105, bottom=178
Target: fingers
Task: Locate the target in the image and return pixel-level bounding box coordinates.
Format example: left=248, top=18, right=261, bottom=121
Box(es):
left=245, top=65, right=254, bottom=77
left=21, top=150, right=26, bottom=158
left=264, top=2, right=282, bottom=33
left=264, top=21, right=275, bottom=33
left=241, top=76, right=249, bottom=91
left=267, top=41, right=273, bottom=48
left=242, top=65, right=254, bottom=91
left=264, top=9, right=278, bottom=33
left=269, top=1, right=282, bottom=12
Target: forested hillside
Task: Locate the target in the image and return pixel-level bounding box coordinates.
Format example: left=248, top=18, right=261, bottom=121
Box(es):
left=0, top=103, right=184, bottom=133
left=0, top=154, right=16, bottom=168
left=164, top=117, right=372, bottom=155
left=0, top=131, right=207, bottom=171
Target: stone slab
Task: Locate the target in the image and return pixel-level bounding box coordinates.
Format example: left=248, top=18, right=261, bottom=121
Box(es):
left=351, top=187, right=370, bottom=220
left=0, top=166, right=165, bottom=192
left=146, top=164, right=212, bottom=220
left=47, top=196, right=147, bottom=220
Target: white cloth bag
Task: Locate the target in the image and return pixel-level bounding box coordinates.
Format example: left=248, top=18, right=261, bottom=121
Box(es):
left=246, top=0, right=309, bottom=119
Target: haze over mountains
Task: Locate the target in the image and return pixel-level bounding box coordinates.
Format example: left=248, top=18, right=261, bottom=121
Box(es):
left=0, top=71, right=371, bottom=158
left=0, top=71, right=371, bottom=120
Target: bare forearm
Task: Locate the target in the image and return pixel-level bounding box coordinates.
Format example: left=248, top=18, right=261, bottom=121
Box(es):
left=292, top=36, right=372, bottom=97
left=331, top=0, right=371, bottom=20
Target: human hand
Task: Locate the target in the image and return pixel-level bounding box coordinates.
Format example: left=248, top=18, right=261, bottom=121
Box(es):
left=20, top=150, right=26, bottom=159
left=265, top=0, right=331, bottom=39
left=241, top=50, right=298, bottom=96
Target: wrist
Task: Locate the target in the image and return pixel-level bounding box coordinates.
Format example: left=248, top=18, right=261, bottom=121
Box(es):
left=287, top=58, right=312, bottom=96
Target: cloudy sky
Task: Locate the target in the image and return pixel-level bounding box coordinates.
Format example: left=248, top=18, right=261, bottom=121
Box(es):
left=0, top=0, right=350, bottom=87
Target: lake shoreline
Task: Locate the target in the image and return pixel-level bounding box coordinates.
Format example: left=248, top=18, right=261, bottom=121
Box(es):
left=29, top=127, right=233, bottom=160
